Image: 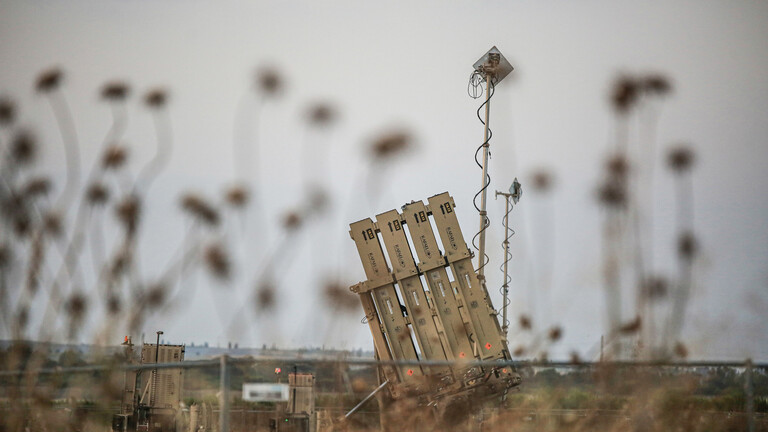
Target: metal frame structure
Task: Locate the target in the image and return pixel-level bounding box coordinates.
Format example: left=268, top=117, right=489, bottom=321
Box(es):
left=348, top=192, right=521, bottom=406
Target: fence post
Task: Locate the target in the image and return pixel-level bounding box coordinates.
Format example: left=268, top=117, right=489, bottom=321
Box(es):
left=745, top=358, right=754, bottom=432
left=220, top=355, right=229, bottom=432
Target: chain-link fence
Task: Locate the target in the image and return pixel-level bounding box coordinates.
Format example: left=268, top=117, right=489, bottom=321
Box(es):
left=1, top=351, right=766, bottom=432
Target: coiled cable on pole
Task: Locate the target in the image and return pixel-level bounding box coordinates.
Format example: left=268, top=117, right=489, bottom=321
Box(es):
left=499, top=199, right=515, bottom=333
left=471, top=77, right=496, bottom=275
left=467, top=70, right=484, bottom=99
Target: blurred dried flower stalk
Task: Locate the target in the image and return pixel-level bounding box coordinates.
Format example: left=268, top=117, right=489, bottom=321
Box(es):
left=307, top=102, right=337, bottom=127
left=101, top=145, right=128, bottom=170
left=181, top=193, right=220, bottom=226
left=204, top=243, right=231, bottom=280
left=369, top=131, right=412, bottom=161
left=224, top=184, right=249, bottom=208
left=0, top=96, right=15, bottom=125
left=100, top=81, right=130, bottom=101
left=0, top=62, right=727, bottom=432
left=144, top=88, right=168, bottom=108
left=35, top=68, right=63, bottom=93
left=256, top=67, right=284, bottom=97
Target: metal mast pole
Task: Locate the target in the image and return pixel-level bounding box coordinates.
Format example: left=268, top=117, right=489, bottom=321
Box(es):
left=470, top=46, right=513, bottom=284
left=495, top=189, right=514, bottom=342
left=501, top=194, right=511, bottom=339
left=477, top=75, right=492, bottom=278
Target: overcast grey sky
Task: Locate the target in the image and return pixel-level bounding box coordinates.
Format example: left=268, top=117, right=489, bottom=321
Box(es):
left=1, top=0, right=767, bottom=360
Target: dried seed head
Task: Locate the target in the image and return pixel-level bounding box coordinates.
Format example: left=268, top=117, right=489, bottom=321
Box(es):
left=307, top=103, right=337, bottom=126
left=548, top=326, right=563, bottom=342
left=145, top=284, right=166, bottom=309
left=204, top=243, right=231, bottom=280
left=144, top=89, right=168, bottom=108
left=255, top=283, right=276, bottom=311
left=256, top=67, right=284, bottom=96
left=16, top=308, right=29, bottom=331
left=605, top=154, right=630, bottom=179
left=107, top=295, right=121, bottom=314
left=110, top=251, right=130, bottom=278
left=323, top=281, right=358, bottom=312
left=678, top=231, right=698, bottom=261
left=370, top=131, right=412, bottom=161
left=597, top=181, right=627, bottom=208
left=519, top=314, right=532, bottom=330
left=65, top=293, right=87, bottom=319
left=3, top=192, right=24, bottom=214
left=0, top=96, right=15, bottom=125
left=181, top=194, right=220, bottom=226
left=102, top=145, right=127, bottom=170
left=307, top=187, right=329, bottom=213
left=513, top=346, right=525, bottom=357
left=224, top=185, right=249, bottom=208
left=13, top=215, right=31, bottom=238
left=673, top=342, right=688, bottom=358
left=611, top=76, right=638, bottom=114
left=26, top=235, right=43, bottom=294
left=529, top=170, right=554, bottom=192
left=100, top=81, right=130, bottom=101
left=569, top=351, right=582, bottom=365
left=36, top=68, right=63, bottom=93
left=351, top=378, right=369, bottom=393
left=115, top=195, right=141, bottom=233
left=0, top=244, right=11, bottom=269
left=11, top=130, right=36, bottom=166
left=667, top=145, right=695, bottom=173
left=643, top=74, right=672, bottom=96
left=86, top=183, right=110, bottom=205
left=282, top=211, right=302, bottom=231
left=619, top=316, right=642, bottom=334
left=43, top=212, right=62, bottom=237
left=642, top=276, right=668, bottom=301
left=22, top=177, right=52, bottom=198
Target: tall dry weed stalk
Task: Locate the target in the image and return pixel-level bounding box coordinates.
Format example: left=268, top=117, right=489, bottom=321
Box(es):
left=597, top=73, right=697, bottom=361
left=0, top=64, right=366, bottom=430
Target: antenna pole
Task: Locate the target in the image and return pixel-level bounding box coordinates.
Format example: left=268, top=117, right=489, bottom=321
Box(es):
left=501, top=193, right=511, bottom=340
left=478, top=76, right=492, bottom=278
left=495, top=190, right=513, bottom=342
left=470, top=46, right=513, bottom=280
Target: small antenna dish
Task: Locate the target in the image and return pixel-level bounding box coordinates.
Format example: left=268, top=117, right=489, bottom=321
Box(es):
left=509, top=178, right=522, bottom=204
left=472, top=46, right=514, bottom=84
